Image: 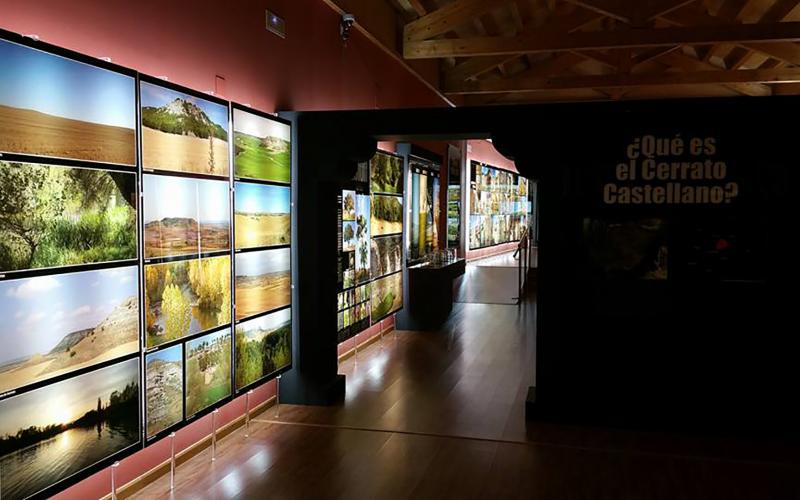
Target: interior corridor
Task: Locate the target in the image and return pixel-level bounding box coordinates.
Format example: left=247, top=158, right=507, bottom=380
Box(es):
left=132, top=268, right=799, bottom=500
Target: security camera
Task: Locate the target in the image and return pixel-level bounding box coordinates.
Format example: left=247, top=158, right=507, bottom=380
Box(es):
left=340, top=13, right=355, bottom=42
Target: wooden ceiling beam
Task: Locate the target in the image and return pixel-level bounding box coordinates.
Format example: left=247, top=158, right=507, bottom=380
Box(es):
left=407, top=0, right=428, bottom=16
left=444, top=9, right=600, bottom=84
left=719, top=0, right=799, bottom=69
left=759, top=0, right=799, bottom=23
left=561, top=0, right=633, bottom=23
left=661, top=4, right=800, bottom=65
left=659, top=51, right=773, bottom=95
left=405, top=21, right=800, bottom=58
left=632, top=45, right=681, bottom=66
left=703, top=0, right=752, bottom=65
left=561, top=0, right=699, bottom=25
left=443, top=66, right=800, bottom=94
left=404, top=0, right=514, bottom=42
left=773, top=82, right=800, bottom=94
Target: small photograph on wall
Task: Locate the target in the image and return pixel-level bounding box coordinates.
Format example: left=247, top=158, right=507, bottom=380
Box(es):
left=143, top=175, right=230, bottom=258
left=233, top=108, right=291, bottom=183
left=140, top=81, right=229, bottom=177
left=0, top=38, right=137, bottom=165
left=0, top=358, right=140, bottom=500
left=0, top=161, right=137, bottom=273
left=355, top=194, right=371, bottom=283
left=0, top=266, right=139, bottom=394
left=145, top=345, right=183, bottom=438
left=370, top=272, right=403, bottom=322
left=235, top=307, right=291, bottom=391
left=371, top=234, right=402, bottom=279
left=371, top=194, right=403, bottom=237
left=370, top=152, right=403, bottom=195
left=582, top=218, right=668, bottom=280
left=145, top=255, right=231, bottom=348
left=342, top=190, right=356, bottom=221
left=469, top=215, right=491, bottom=250
left=343, top=268, right=355, bottom=289
left=342, top=220, right=357, bottom=252
left=235, top=248, right=291, bottom=321
left=234, top=182, right=291, bottom=249
left=185, top=328, right=232, bottom=417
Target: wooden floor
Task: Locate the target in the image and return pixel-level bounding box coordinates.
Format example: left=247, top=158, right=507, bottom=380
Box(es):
left=456, top=251, right=522, bottom=305
left=132, top=288, right=800, bottom=499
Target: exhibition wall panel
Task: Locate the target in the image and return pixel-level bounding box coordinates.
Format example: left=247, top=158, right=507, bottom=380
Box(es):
left=407, top=155, right=441, bottom=262
left=468, top=161, right=530, bottom=251
left=0, top=31, right=293, bottom=499
left=0, top=33, right=143, bottom=500
left=336, top=151, right=405, bottom=344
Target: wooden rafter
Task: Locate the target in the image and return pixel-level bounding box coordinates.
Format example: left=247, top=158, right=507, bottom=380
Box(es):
left=443, top=66, right=800, bottom=94
left=660, top=4, right=800, bottom=65
left=407, top=0, right=428, bottom=16
left=404, top=0, right=514, bottom=41
left=561, top=0, right=698, bottom=24
left=658, top=51, right=772, bottom=96
left=444, top=8, right=600, bottom=84
left=760, top=0, right=799, bottom=23
left=405, top=21, right=800, bottom=59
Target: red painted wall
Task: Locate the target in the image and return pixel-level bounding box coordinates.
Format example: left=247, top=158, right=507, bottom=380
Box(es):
left=1, top=1, right=448, bottom=498
left=467, top=139, right=516, bottom=173
left=0, top=0, right=448, bottom=115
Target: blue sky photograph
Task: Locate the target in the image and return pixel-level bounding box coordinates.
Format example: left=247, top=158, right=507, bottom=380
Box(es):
left=0, top=267, right=138, bottom=366
left=235, top=182, right=290, bottom=215
left=234, top=108, right=290, bottom=141
left=238, top=308, right=291, bottom=340
left=0, top=39, right=135, bottom=129
left=357, top=194, right=371, bottom=236
left=141, top=80, right=228, bottom=130
left=236, top=248, right=290, bottom=277
left=147, top=344, right=182, bottom=366
left=144, top=175, right=230, bottom=224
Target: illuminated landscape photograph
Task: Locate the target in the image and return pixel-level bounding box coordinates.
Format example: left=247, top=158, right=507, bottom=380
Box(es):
left=0, top=39, right=136, bottom=165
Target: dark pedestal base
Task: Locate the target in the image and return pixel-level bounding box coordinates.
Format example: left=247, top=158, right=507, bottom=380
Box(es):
left=525, top=386, right=538, bottom=420
left=280, top=373, right=346, bottom=406
left=397, top=259, right=466, bottom=330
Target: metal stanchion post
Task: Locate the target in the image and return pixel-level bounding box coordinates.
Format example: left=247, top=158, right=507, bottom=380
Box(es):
left=275, top=375, right=282, bottom=419
left=245, top=390, right=253, bottom=437
left=211, top=409, right=219, bottom=462
left=354, top=331, right=359, bottom=366
left=111, top=461, right=120, bottom=500
left=169, top=432, right=176, bottom=490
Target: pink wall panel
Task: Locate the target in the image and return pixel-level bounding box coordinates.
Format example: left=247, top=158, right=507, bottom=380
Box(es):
left=0, top=0, right=447, bottom=116
left=467, top=139, right=517, bottom=172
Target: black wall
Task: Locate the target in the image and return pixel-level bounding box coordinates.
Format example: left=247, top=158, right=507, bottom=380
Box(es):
left=283, top=98, right=797, bottom=436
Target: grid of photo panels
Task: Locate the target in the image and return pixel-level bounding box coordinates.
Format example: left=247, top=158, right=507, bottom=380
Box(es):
left=469, top=160, right=531, bottom=250
left=232, top=105, right=292, bottom=394
left=142, top=88, right=294, bottom=442
left=0, top=31, right=293, bottom=498
left=141, top=76, right=233, bottom=443
left=408, top=155, right=441, bottom=262
left=0, top=32, right=142, bottom=499
left=336, top=151, right=404, bottom=343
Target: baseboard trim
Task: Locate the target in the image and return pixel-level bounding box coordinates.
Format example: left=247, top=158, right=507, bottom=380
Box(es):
left=338, top=326, right=395, bottom=362
left=102, top=395, right=277, bottom=499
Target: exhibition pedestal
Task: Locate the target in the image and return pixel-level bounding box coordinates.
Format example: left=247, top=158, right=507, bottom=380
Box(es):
left=397, top=259, right=466, bottom=330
